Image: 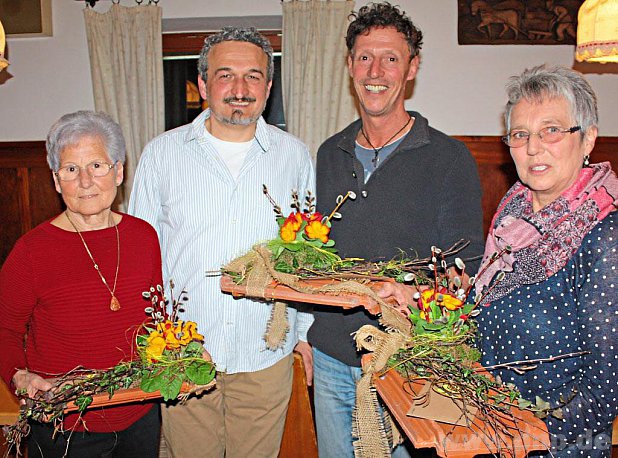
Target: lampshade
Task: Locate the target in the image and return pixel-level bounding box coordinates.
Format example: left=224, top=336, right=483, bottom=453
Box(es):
left=0, top=19, right=9, bottom=72
left=576, top=0, right=618, bottom=63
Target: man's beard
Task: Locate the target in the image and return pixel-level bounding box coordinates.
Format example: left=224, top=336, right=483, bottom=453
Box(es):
left=213, top=96, right=265, bottom=126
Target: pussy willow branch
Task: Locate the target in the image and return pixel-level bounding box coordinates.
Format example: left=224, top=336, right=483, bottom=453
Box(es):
left=325, top=191, right=355, bottom=224
left=262, top=185, right=283, bottom=218
left=467, top=246, right=512, bottom=302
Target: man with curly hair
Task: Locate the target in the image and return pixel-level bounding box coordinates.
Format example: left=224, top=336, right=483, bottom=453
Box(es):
left=308, top=3, right=484, bottom=456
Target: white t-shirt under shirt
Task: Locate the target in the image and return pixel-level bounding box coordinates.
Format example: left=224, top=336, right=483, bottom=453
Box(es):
left=204, top=126, right=253, bottom=180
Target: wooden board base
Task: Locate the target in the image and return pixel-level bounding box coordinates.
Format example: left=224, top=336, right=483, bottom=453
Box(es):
left=374, top=370, right=549, bottom=457
left=221, top=275, right=389, bottom=314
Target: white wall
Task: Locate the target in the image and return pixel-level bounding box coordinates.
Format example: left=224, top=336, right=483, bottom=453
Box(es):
left=0, top=0, right=616, bottom=141
left=405, top=1, right=618, bottom=135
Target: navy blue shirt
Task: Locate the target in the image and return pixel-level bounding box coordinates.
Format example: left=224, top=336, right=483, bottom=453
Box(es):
left=477, top=212, right=618, bottom=457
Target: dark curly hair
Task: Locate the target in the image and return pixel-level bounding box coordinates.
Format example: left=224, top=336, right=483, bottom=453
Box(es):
left=346, top=2, right=423, bottom=59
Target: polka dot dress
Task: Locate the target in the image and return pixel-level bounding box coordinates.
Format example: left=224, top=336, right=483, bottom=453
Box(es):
left=477, top=212, right=618, bottom=457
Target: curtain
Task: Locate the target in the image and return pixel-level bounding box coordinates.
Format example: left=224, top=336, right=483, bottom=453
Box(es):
left=282, top=0, right=357, bottom=160
left=83, top=4, right=164, bottom=209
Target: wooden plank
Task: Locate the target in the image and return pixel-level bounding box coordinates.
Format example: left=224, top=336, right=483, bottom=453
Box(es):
left=221, top=275, right=387, bottom=315
left=63, top=382, right=201, bottom=414
left=279, top=354, right=318, bottom=458
left=374, top=369, right=549, bottom=458
left=0, top=378, right=19, bottom=426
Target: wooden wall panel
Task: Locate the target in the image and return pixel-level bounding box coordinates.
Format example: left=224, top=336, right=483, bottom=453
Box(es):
left=163, top=31, right=282, bottom=55
left=0, top=137, right=616, bottom=266
left=0, top=141, right=63, bottom=267
left=0, top=169, right=23, bottom=265
left=29, top=167, right=62, bottom=228
left=455, top=136, right=518, bottom=235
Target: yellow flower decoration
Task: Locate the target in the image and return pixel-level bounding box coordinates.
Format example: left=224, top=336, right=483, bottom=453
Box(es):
left=440, top=293, right=464, bottom=311
left=304, top=220, right=330, bottom=243
left=419, top=289, right=435, bottom=309
left=157, top=320, right=181, bottom=349
left=144, top=320, right=205, bottom=361
left=145, top=334, right=166, bottom=361
left=280, top=212, right=303, bottom=242
left=182, top=321, right=204, bottom=343
left=418, top=289, right=463, bottom=312
left=280, top=224, right=298, bottom=242
left=172, top=320, right=205, bottom=345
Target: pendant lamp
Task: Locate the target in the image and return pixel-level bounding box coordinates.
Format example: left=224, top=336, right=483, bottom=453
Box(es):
left=0, top=19, right=9, bottom=72
left=576, top=0, right=618, bottom=63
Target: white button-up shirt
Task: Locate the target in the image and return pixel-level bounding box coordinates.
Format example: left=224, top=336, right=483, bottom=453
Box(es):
left=129, top=109, right=315, bottom=373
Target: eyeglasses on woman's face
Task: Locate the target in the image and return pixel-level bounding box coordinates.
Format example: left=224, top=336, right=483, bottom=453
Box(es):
left=502, top=125, right=581, bottom=148
left=54, top=161, right=116, bottom=181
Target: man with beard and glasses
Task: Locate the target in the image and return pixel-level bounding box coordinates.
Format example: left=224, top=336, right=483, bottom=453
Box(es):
left=129, top=27, right=314, bottom=458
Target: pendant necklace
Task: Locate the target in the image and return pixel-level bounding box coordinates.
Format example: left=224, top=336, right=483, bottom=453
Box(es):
left=66, top=211, right=121, bottom=311
left=360, top=115, right=413, bottom=167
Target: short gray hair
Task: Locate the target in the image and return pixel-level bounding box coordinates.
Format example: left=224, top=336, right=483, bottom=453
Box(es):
left=505, top=65, right=598, bottom=137
left=197, top=27, right=274, bottom=83
left=46, top=111, right=126, bottom=171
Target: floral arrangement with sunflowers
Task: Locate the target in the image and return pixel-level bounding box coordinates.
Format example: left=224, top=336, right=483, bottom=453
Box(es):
left=2, top=283, right=214, bottom=453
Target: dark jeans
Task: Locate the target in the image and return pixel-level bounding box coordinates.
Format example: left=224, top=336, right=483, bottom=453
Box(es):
left=28, top=404, right=160, bottom=458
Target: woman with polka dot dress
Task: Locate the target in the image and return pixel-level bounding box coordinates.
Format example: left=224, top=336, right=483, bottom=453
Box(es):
left=475, top=65, right=618, bottom=457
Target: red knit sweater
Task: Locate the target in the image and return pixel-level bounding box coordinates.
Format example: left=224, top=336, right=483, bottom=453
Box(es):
left=0, top=214, right=163, bottom=432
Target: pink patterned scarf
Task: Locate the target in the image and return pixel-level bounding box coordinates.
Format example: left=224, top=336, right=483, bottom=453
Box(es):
left=476, top=162, right=618, bottom=304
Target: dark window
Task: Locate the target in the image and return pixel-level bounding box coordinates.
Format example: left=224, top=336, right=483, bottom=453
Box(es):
left=163, top=33, right=285, bottom=131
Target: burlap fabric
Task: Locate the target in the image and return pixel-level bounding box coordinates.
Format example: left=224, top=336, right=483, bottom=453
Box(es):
left=223, top=245, right=411, bottom=349
left=224, top=245, right=411, bottom=457
left=353, top=325, right=408, bottom=457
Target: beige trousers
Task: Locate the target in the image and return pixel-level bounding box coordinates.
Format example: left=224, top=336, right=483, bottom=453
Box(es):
left=162, top=354, right=293, bottom=458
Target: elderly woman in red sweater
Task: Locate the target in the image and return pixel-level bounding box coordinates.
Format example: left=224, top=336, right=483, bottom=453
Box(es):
left=0, top=111, right=163, bottom=457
